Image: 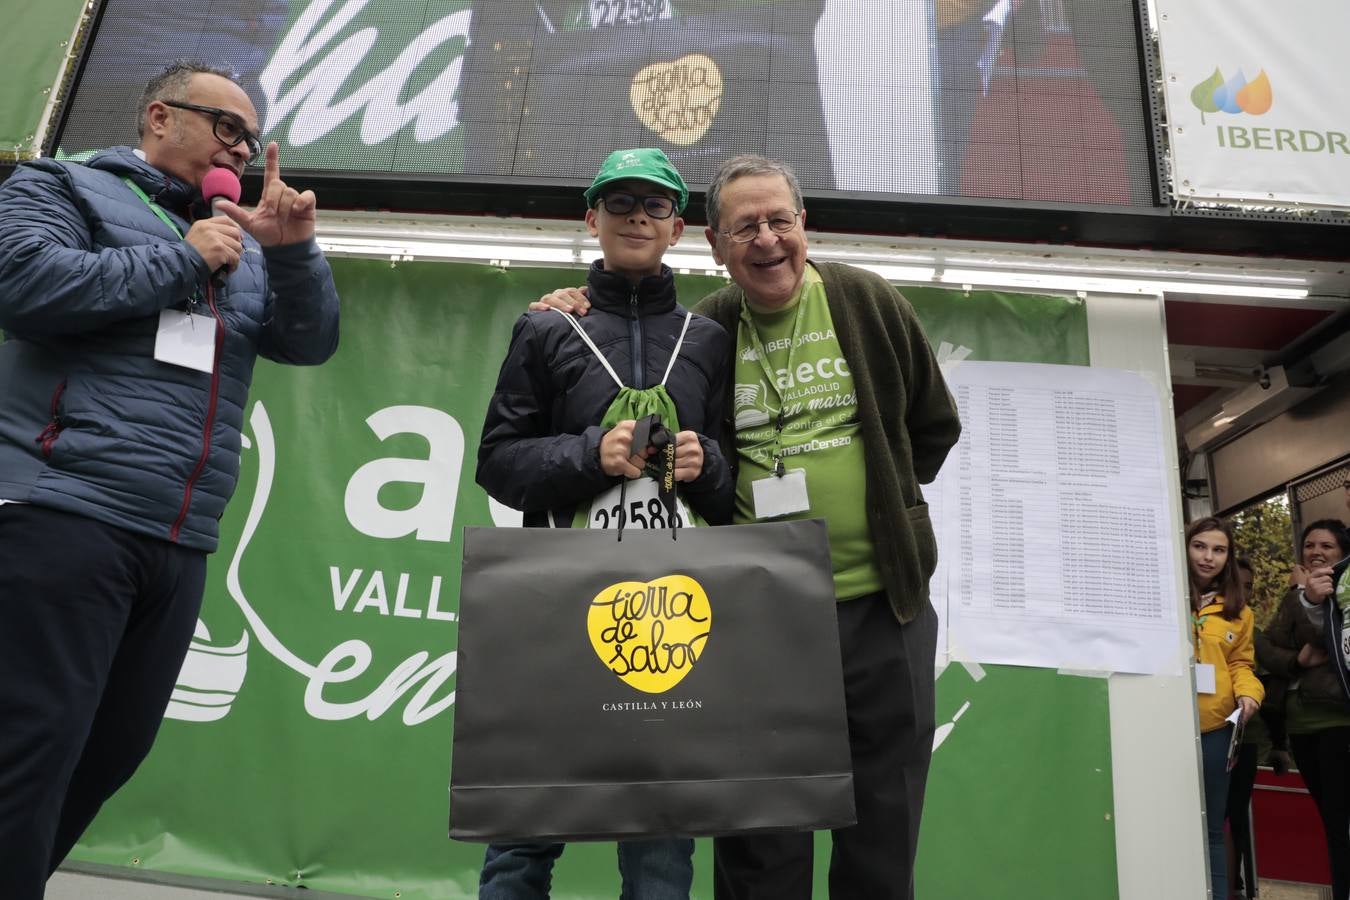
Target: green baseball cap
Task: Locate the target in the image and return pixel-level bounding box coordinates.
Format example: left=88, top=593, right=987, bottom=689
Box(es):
left=583, top=148, right=689, bottom=214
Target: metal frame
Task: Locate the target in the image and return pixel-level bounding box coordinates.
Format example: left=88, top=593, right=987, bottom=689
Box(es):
left=1288, top=456, right=1350, bottom=545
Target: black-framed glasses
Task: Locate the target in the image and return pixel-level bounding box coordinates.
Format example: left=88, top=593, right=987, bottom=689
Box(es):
left=163, top=101, right=262, bottom=164
left=597, top=191, right=677, bottom=220
left=721, top=210, right=801, bottom=243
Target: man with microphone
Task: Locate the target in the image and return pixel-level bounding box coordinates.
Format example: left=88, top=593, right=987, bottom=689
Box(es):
left=0, top=59, right=339, bottom=896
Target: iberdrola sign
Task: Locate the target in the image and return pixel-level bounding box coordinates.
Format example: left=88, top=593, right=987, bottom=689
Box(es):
left=1158, top=0, right=1350, bottom=208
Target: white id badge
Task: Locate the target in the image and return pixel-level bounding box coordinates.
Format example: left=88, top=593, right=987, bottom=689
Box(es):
left=154, top=309, right=217, bottom=373
left=1195, top=662, right=1217, bottom=695
left=588, top=477, right=693, bottom=530
left=752, top=468, right=810, bottom=519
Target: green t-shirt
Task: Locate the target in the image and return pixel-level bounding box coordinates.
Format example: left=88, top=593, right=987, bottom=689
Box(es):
left=732, top=265, right=882, bottom=601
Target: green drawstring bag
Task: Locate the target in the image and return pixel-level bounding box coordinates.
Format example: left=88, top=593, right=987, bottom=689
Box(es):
left=550, top=309, right=703, bottom=531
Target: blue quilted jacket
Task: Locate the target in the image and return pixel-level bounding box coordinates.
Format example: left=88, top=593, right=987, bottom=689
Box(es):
left=0, top=147, right=339, bottom=552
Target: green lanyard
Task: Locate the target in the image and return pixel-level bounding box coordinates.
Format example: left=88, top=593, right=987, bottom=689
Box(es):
left=122, top=176, right=207, bottom=308
left=1192, top=595, right=1216, bottom=653
left=738, top=293, right=805, bottom=477
left=121, top=177, right=185, bottom=239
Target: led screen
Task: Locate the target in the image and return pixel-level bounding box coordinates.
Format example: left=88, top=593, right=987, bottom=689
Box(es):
left=57, top=0, right=1155, bottom=206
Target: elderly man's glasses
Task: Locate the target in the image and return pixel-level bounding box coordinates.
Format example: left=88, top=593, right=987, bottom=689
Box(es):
left=597, top=192, right=677, bottom=219
left=721, top=210, right=801, bottom=243
left=164, top=101, right=262, bottom=164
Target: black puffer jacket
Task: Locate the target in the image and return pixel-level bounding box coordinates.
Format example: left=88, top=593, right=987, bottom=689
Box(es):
left=477, top=261, right=732, bottom=527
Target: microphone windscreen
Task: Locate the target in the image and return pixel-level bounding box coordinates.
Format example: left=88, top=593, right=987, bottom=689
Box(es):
left=202, top=167, right=242, bottom=207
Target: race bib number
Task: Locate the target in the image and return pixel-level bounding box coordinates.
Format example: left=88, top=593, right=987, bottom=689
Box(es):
left=587, top=0, right=672, bottom=27
left=588, top=477, right=693, bottom=530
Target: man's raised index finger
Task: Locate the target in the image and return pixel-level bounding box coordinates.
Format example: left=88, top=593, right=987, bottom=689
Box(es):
left=263, top=141, right=280, bottom=186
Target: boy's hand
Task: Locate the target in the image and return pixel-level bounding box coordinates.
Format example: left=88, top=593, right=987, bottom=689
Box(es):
left=530, top=286, right=591, bottom=316
left=1304, top=566, right=1335, bottom=604
left=600, top=420, right=652, bottom=478
left=1237, top=695, right=1259, bottom=725
left=1290, top=564, right=1309, bottom=588
left=673, top=430, right=704, bottom=482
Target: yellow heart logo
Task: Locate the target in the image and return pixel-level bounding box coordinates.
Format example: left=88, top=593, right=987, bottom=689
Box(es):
left=587, top=574, right=711, bottom=694
left=630, top=54, right=723, bottom=146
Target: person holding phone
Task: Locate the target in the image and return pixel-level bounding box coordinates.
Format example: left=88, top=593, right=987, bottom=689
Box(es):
left=1260, top=519, right=1350, bottom=900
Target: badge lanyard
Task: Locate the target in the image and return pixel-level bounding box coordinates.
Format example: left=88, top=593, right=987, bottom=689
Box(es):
left=1191, top=590, right=1218, bottom=653
left=1191, top=612, right=1209, bottom=654
left=122, top=177, right=184, bottom=238
left=122, top=177, right=205, bottom=311
left=739, top=296, right=806, bottom=478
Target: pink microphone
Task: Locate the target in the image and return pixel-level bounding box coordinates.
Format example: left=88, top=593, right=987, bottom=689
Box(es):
left=201, top=167, right=241, bottom=217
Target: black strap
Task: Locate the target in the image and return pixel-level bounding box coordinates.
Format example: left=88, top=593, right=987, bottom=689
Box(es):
left=614, top=415, right=679, bottom=542
left=648, top=423, right=678, bottom=541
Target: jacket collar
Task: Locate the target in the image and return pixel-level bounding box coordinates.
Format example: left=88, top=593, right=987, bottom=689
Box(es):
left=1195, top=593, right=1226, bottom=615
left=87, top=146, right=199, bottom=218
left=585, top=259, right=678, bottom=317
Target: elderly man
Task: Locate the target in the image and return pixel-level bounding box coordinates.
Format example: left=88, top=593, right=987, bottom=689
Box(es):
left=0, top=60, right=339, bottom=896
left=538, top=154, right=961, bottom=900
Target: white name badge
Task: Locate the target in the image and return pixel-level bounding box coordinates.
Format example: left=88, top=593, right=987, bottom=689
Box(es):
left=1195, top=662, right=1217, bottom=695
left=752, top=468, right=810, bottom=519
left=154, top=309, right=217, bottom=373
left=588, top=476, right=693, bottom=530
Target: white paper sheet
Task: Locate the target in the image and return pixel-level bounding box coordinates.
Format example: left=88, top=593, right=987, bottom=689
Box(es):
left=934, top=362, right=1181, bottom=676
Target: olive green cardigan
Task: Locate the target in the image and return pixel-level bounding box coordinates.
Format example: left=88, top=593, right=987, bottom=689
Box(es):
left=694, top=260, right=962, bottom=624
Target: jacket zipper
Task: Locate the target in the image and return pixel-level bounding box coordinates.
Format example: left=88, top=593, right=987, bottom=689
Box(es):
left=629, top=287, right=645, bottom=388
left=34, top=380, right=68, bottom=457
left=169, top=289, right=225, bottom=543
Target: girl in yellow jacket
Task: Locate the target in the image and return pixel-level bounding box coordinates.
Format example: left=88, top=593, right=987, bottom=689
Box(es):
left=1187, top=516, right=1264, bottom=899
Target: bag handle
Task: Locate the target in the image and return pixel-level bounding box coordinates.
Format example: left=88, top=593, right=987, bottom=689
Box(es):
left=615, top=415, right=679, bottom=542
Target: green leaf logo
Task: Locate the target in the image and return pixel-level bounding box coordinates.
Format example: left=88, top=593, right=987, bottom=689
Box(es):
left=1190, top=67, right=1225, bottom=124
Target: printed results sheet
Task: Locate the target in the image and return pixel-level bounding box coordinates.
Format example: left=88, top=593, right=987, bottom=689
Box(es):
left=926, top=362, right=1181, bottom=676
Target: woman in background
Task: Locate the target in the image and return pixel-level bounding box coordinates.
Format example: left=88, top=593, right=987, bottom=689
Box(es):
left=1186, top=517, right=1263, bottom=900
left=1259, top=519, right=1350, bottom=900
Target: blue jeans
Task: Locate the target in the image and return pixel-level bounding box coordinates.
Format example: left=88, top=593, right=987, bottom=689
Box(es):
left=479, top=839, right=694, bottom=900
left=1200, top=725, right=1233, bottom=899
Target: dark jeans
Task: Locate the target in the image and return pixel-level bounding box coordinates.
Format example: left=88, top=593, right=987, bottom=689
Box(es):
left=0, top=504, right=206, bottom=899
left=1290, top=727, right=1350, bottom=900
left=713, top=591, right=938, bottom=900
left=479, top=838, right=694, bottom=899
left=1200, top=726, right=1233, bottom=900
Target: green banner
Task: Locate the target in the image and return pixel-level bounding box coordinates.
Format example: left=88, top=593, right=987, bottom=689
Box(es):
left=0, top=3, right=85, bottom=156
left=67, top=263, right=1113, bottom=899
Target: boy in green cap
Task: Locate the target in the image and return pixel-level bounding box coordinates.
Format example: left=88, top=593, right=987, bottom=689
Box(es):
left=474, top=148, right=733, bottom=898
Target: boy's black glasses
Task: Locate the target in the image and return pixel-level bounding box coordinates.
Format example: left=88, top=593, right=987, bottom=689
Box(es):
left=597, top=192, right=677, bottom=219
left=163, top=101, right=263, bottom=164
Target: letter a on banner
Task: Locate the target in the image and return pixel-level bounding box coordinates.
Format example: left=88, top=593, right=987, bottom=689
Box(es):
left=343, top=406, right=464, bottom=542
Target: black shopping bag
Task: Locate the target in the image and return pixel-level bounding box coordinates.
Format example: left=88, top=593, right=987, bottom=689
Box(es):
left=448, top=518, right=855, bottom=842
